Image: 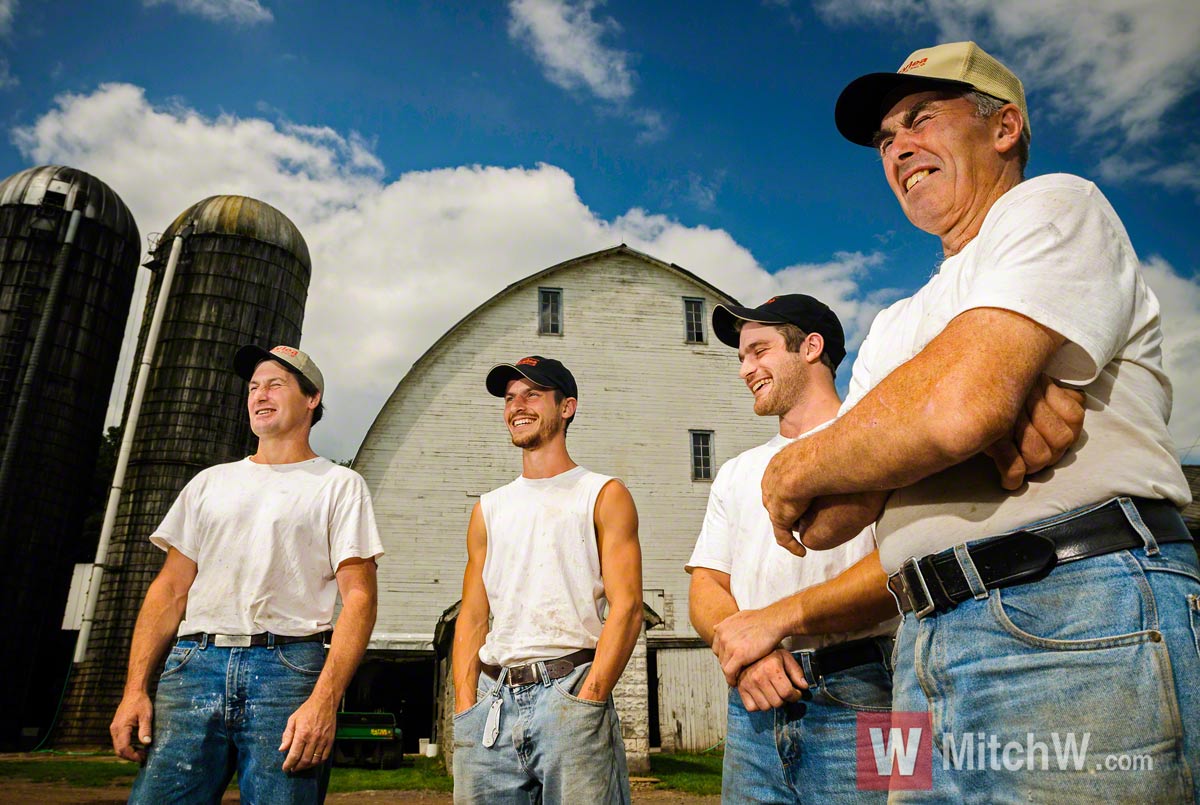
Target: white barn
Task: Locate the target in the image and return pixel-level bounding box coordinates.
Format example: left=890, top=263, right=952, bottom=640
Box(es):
left=352, top=245, right=777, bottom=765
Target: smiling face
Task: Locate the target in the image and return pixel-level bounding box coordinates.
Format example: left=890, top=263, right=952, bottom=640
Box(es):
left=247, top=359, right=319, bottom=439
left=503, top=377, right=574, bottom=450
left=737, top=322, right=812, bottom=418
left=874, top=90, right=1022, bottom=254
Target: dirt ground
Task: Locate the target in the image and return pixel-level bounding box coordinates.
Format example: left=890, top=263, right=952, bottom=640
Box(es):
left=0, top=780, right=718, bottom=803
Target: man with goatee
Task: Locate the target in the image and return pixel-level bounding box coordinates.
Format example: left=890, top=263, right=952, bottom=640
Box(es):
left=452, top=356, right=642, bottom=804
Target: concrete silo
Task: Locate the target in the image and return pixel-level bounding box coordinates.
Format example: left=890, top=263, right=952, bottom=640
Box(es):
left=0, top=166, right=141, bottom=750
left=57, top=195, right=311, bottom=746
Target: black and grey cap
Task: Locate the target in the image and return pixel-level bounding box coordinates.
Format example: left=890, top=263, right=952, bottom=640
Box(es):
left=485, top=355, right=578, bottom=399
left=234, top=344, right=325, bottom=394
left=712, top=294, right=847, bottom=369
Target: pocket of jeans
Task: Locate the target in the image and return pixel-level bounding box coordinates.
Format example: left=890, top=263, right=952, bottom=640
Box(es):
left=991, top=552, right=1159, bottom=649
left=453, top=673, right=494, bottom=720
left=159, top=643, right=196, bottom=678
left=550, top=665, right=607, bottom=708
left=819, top=662, right=892, bottom=712
left=275, top=642, right=325, bottom=675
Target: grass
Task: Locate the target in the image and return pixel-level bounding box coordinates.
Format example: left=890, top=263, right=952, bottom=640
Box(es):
left=0, top=751, right=721, bottom=795
left=649, top=750, right=724, bottom=796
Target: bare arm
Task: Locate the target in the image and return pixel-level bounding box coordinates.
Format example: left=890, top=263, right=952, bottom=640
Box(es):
left=452, top=502, right=490, bottom=714
left=712, top=551, right=896, bottom=684
left=688, top=568, right=738, bottom=645
left=110, top=548, right=197, bottom=762
left=280, top=557, right=378, bottom=772
left=577, top=480, right=643, bottom=702
left=764, top=307, right=1064, bottom=552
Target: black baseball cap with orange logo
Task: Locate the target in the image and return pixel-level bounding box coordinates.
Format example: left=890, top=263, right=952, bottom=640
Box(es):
left=485, top=355, right=578, bottom=399
left=712, top=294, right=847, bottom=369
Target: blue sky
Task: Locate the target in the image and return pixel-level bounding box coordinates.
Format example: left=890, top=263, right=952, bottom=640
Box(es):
left=1, top=0, right=1198, bottom=462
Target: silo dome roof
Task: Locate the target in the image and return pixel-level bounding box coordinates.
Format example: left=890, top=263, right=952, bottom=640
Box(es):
left=159, top=195, right=310, bottom=267
left=0, top=165, right=140, bottom=245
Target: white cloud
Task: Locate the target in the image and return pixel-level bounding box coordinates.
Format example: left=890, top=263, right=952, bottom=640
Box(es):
left=508, top=0, right=665, bottom=142
left=815, top=0, right=1200, bottom=189
left=12, top=83, right=880, bottom=460
left=1141, top=256, right=1200, bottom=462
left=144, top=0, right=272, bottom=25
left=0, top=0, right=16, bottom=36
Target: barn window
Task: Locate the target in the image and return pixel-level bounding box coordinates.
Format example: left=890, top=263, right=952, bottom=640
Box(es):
left=539, top=287, right=562, bottom=335
left=683, top=297, right=706, bottom=343
left=690, top=430, right=714, bottom=480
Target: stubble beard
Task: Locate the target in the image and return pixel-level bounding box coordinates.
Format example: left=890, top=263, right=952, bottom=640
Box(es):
left=752, top=365, right=806, bottom=418
left=510, top=417, right=563, bottom=450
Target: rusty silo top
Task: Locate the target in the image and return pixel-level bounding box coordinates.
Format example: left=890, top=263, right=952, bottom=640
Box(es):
left=0, top=165, right=139, bottom=246
left=157, top=195, right=310, bottom=267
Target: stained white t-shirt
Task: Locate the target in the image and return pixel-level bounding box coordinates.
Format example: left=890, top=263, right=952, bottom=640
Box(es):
left=687, top=433, right=898, bottom=651
left=841, top=174, right=1191, bottom=573
left=478, top=465, right=615, bottom=667
left=152, top=457, right=384, bottom=636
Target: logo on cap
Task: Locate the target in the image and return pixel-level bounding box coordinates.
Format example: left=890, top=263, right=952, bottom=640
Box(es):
left=273, top=346, right=300, bottom=357
left=517, top=357, right=539, bottom=367
left=899, top=57, right=928, bottom=73
left=765, top=297, right=778, bottom=304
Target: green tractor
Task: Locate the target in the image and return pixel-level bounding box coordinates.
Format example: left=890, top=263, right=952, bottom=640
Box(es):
left=333, top=711, right=403, bottom=769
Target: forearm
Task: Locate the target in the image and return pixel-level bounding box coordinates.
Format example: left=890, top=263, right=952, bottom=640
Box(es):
left=309, top=589, right=376, bottom=706
left=798, top=491, right=888, bottom=551
left=123, top=577, right=188, bottom=693
left=579, top=598, right=642, bottom=701
left=767, top=551, right=896, bottom=637
left=689, top=570, right=738, bottom=645
left=451, top=616, right=489, bottom=707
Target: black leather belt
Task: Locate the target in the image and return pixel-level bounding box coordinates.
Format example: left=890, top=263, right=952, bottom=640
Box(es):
left=177, top=631, right=330, bottom=648
left=804, top=636, right=892, bottom=682
left=482, top=649, right=596, bottom=686
left=889, top=497, right=1192, bottom=619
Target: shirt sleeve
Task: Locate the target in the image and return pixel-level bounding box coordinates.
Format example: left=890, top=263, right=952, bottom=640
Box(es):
left=328, top=472, right=385, bottom=569
left=958, top=180, right=1138, bottom=384
left=685, top=461, right=736, bottom=575
left=150, top=476, right=200, bottom=560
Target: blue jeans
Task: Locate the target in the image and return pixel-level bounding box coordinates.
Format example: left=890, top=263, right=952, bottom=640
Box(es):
left=452, top=661, right=630, bottom=804
left=129, top=638, right=330, bottom=804
left=722, top=647, right=892, bottom=804
left=890, top=532, right=1200, bottom=803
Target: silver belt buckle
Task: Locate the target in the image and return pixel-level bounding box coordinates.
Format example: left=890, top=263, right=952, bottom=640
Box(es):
left=900, top=557, right=937, bottom=619
left=213, top=634, right=252, bottom=648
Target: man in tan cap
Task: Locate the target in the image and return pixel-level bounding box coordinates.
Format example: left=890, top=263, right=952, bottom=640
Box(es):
left=761, top=42, right=1198, bottom=800
left=109, top=345, right=384, bottom=804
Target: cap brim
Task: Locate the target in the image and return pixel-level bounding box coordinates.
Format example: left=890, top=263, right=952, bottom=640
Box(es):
left=234, top=345, right=279, bottom=381
left=712, top=304, right=790, bottom=349
left=487, top=364, right=557, bottom=397
left=835, top=72, right=973, bottom=146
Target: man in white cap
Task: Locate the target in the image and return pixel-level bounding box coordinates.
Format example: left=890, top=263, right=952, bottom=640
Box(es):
left=110, top=345, right=384, bottom=804
left=452, top=355, right=641, bottom=804
left=762, top=42, right=1198, bottom=800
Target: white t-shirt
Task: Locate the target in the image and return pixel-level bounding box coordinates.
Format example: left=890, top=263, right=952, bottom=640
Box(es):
left=152, top=457, right=385, bottom=636
left=478, top=465, right=614, bottom=667
left=687, top=433, right=897, bottom=651
left=842, top=174, right=1191, bottom=573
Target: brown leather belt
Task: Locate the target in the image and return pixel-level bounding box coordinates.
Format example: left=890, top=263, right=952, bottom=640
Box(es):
left=177, top=631, right=330, bottom=648
left=888, top=497, right=1193, bottom=619
left=481, top=649, right=596, bottom=687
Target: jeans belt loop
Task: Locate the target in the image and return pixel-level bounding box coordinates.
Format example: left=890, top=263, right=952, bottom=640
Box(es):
left=953, top=543, right=989, bottom=600
left=1118, top=496, right=1160, bottom=556
left=797, top=650, right=818, bottom=686
left=902, top=557, right=937, bottom=619
left=537, top=661, right=552, bottom=687
left=266, top=632, right=276, bottom=650
left=199, top=633, right=209, bottom=650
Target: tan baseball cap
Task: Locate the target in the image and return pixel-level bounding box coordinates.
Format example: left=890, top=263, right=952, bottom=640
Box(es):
left=835, top=41, right=1030, bottom=147
left=234, top=344, right=325, bottom=395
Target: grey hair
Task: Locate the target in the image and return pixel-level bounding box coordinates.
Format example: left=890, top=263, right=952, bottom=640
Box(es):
left=963, top=90, right=1029, bottom=173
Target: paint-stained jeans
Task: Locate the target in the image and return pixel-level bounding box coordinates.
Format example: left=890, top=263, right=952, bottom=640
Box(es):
left=890, top=535, right=1200, bottom=804
left=128, top=638, right=330, bottom=805
left=452, top=661, right=630, bottom=804
left=722, top=650, right=892, bottom=803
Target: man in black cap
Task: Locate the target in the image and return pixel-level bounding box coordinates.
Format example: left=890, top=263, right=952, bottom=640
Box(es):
left=452, top=356, right=642, bottom=804
left=762, top=41, right=1198, bottom=800
left=110, top=345, right=383, bottom=804
left=688, top=295, right=898, bottom=803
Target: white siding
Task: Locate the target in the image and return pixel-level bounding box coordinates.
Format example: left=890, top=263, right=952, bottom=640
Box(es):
left=357, top=248, right=776, bottom=643
left=657, top=648, right=728, bottom=752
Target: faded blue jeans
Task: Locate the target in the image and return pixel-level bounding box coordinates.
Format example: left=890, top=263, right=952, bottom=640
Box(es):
left=452, top=661, right=630, bottom=804
left=890, top=521, right=1200, bottom=803
left=722, top=646, right=893, bottom=803
left=128, top=637, right=330, bottom=804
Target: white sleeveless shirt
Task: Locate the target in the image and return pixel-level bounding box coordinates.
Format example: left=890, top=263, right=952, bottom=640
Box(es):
left=478, top=465, right=614, bottom=667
